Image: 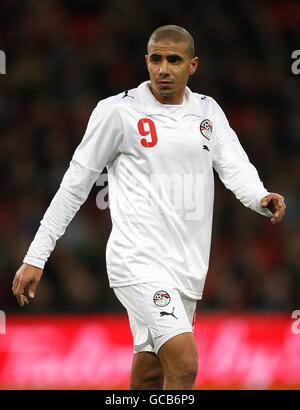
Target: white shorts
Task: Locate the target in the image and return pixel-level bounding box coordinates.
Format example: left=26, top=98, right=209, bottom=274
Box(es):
left=114, top=282, right=197, bottom=354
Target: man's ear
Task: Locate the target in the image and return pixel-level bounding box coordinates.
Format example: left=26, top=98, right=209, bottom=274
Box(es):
left=189, top=57, right=199, bottom=75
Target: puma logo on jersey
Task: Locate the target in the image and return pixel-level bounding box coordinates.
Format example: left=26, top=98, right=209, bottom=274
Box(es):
left=160, top=307, right=178, bottom=319
left=203, top=145, right=210, bottom=151
left=122, top=90, right=134, bottom=99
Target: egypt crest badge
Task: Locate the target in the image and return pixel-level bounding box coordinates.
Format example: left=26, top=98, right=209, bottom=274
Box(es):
left=200, top=119, right=213, bottom=140
left=153, top=290, right=170, bottom=307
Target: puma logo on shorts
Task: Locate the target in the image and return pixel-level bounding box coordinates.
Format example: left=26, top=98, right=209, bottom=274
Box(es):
left=160, top=307, right=178, bottom=319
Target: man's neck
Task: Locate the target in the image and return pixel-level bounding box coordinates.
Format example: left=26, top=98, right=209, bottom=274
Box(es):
left=149, top=86, right=185, bottom=105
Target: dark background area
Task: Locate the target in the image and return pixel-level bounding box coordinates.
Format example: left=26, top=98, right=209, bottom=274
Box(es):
left=0, top=0, right=299, bottom=313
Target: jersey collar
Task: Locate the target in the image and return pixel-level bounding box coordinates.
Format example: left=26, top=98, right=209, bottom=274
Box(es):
left=137, top=81, right=200, bottom=117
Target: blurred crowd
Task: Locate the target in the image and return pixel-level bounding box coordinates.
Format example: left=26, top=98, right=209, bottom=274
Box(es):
left=0, top=0, right=299, bottom=313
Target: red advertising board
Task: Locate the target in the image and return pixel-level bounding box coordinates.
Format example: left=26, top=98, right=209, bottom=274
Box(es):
left=0, top=314, right=299, bottom=389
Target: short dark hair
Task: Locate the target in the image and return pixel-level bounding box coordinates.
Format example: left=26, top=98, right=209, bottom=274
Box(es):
left=147, top=25, right=195, bottom=57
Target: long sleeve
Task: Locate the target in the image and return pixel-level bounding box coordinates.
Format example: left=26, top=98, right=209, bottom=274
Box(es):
left=23, top=101, right=123, bottom=269
left=23, top=160, right=100, bottom=268
left=211, top=99, right=272, bottom=217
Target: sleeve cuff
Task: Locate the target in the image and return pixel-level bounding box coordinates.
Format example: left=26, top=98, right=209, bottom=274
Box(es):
left=253, top=192, right=273, bottom=217
left=23, top=256, right=46, bottom=270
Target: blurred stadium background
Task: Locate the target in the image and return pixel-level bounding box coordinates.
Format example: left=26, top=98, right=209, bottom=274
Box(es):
left=0, top=0, right=299, bottom=389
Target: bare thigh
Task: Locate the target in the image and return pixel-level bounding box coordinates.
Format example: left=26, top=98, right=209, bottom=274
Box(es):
left=130, top=351, right=164, bottom=390
left=157, top=332, right=198, bottom=389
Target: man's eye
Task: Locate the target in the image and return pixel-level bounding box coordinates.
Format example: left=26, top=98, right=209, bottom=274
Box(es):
left=150, top=55, right=161, bottom=62
left=168, top=56, right=181, bottom=63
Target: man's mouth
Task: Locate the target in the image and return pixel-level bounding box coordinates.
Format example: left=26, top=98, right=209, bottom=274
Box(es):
left=157, top=81, right=173, bottom=88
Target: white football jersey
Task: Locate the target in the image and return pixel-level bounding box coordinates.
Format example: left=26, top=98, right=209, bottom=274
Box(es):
left=24, top=81, right=271, bottom=299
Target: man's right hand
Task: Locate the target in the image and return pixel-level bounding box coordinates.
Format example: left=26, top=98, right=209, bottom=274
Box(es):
left=12, top=263, right=43, bottom=306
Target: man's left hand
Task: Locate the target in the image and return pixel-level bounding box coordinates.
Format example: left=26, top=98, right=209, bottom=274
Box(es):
left=261, top=193, right=286, bottom=224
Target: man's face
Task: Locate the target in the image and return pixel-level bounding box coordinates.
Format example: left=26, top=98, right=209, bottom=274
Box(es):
left=145, top=40, right=198, bottom=104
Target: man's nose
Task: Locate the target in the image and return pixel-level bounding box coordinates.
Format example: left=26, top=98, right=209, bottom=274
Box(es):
left=158, top=60, right=170, bottom=76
